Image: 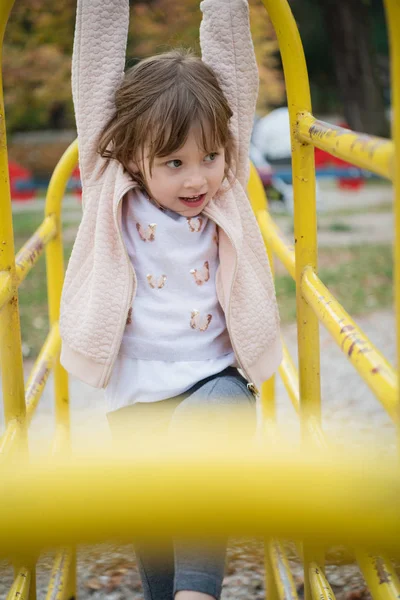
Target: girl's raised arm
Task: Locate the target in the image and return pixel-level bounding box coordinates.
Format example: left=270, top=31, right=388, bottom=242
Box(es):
left=72, top=0, right=129, bottom=184
left=200, top=0, right=259, bottom=189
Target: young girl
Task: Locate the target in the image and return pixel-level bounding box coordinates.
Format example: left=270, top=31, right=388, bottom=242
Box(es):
left=60, top=0, right=282, bottom=598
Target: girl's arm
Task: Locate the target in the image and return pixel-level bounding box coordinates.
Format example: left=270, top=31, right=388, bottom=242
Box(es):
left=200, top=0, right=259, bottom=189
left=72, top=0, right=129, bottom=185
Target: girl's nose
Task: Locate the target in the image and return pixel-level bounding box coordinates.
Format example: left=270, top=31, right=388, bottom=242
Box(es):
left=184, top=171, right=206, bottom=190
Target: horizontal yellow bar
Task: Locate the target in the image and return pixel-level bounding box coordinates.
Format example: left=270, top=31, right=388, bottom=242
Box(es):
left=0, top=270, right=12, bottom=312
left=296, top=112, right=394, bottom=180
left=25, top=323, right=61, bottom=425
left=309, top=562, right=335, bottom=600
left=15, top=215, right=57, bottom=285
left=6, top=567, right=31, bottom=600
left=0, top=442, right=399, bottom=555
left=357, top=550, right=400, bottom=600
left=257, top=211, right=296, bottom=279
left=301, top=267, right=398, bottom=423
left=269, top=540, right=299, bottom=600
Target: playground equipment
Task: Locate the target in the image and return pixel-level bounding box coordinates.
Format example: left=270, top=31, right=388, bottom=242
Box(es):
left=0, top=0, right=399, bottom=599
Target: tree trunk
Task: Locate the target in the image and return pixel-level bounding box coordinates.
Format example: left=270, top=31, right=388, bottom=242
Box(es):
left=318, top=0, right=388, bottom=137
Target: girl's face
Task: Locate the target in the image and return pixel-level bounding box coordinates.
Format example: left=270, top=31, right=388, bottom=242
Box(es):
left=140, top=126, right=226, bottom=217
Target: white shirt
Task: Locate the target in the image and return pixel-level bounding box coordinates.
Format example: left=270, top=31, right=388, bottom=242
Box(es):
left=105, top=189, right=235, bottom=411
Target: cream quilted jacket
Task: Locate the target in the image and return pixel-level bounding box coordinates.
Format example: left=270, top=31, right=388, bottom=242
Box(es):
left=60, top=0, right=282, bottom=389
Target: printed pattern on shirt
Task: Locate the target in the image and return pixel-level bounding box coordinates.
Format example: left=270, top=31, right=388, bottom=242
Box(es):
left=187, top=217, right=203, bottom=232
left=190, top=310, right=213, bottom=332
left=136, top=222, right=157, bottom=242
left=147, top=274, right=167, bottom=289
left=190, top=261, right=210, bottom=286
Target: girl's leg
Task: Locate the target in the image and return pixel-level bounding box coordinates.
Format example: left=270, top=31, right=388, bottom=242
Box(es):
left=107, top=398, right=182, bottom=600
left=169, top=369, right=257, bottom=600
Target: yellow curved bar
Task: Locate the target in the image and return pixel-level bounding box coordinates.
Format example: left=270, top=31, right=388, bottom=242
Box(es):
left=297, top=113, right=394, bottom=180
left=257, top=211, right=295, bottom=279
left=248, top=163, right=277, bottom=422
left=45, top=140, right=78, bottom=440
left=262, top=0, right=321, bottom=429
left=384, top=0, right=400, bottom=427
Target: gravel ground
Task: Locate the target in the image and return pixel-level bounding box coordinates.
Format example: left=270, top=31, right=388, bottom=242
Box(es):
left=0, top=182, right=396, bottom=598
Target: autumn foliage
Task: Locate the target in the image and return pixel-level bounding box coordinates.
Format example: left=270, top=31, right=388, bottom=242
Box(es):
left=3, top=0, right=285, bottom=133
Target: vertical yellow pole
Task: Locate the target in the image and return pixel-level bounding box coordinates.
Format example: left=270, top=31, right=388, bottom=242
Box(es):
left=383, top=0, right=400, bottom=441
left=0, top=0, right=26, bottom=445
left=261, top=0, right=321, bottom=433
left=45, top=140, right=79, bottom=598
left=45, top=141, right=78, bottom=443
left=0, top=5, right=37, bottom=599
left=260, top=3, right=321, bottom=600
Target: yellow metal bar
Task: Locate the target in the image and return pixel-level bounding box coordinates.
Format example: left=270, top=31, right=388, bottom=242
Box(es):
left=297, top=113, right=394, bottom=180
left=6, top=568, right=31, bottom=600
left=25, top=323, right=61, bottom=425
left=357, top=551, right=400, bottom=600
left=44, top=139, right=78, bottom=595
left=383, top=0, right=400, bottom=432
left=248, top=163, right=277, bottom=423
left=45, top=140, right=78, bottom=442
left=0, top=271, right=13, bottom=311
left=301, top=267, right=398, bottom=423
left=309, top=563, right=335, bottom=600
left=0, top=444, right=399, bottom=554
left=46, top=548, right=75, bottom=600
left=268, top=540, right=299, bottom=600
left=257, top=211, right=296, bottom=279
left=0, top=0, right=26, bottom=433
left=262, top=0, right=321, bottom=434
left=265, top=543, right=281, bottom=600
left=0, top=420, right=22, bottom=460
left=15, top=216, right=57, bottom=285
left=279, top=340, right=300, bottom=414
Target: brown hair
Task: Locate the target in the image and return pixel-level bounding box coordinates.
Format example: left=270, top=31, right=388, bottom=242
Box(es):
left=98, top=48, right=236, bottom=191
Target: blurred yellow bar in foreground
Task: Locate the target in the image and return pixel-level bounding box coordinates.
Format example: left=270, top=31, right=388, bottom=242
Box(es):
left=0, top=429, right=398, bottom=557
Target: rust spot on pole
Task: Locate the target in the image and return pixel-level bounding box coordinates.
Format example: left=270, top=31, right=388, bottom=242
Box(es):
left=16, top=233, right=44, bottom=269
left=371, top=366, right=381, bottom=374
left=373, top=556, right=391, bottom=584
left=340, top=325, right=355, bottom=334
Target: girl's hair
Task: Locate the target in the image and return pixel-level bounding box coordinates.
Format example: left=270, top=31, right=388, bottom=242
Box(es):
left=98, top=48, right=235, bottom=190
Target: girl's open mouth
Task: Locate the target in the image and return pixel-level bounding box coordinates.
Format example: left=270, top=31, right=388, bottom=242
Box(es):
left=179, top=193, right=206, bottom=208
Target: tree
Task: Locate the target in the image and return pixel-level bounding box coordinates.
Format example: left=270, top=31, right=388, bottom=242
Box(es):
left=290, top=0, right=389, bottom=137
left=317, top=0, right=388, bottom=137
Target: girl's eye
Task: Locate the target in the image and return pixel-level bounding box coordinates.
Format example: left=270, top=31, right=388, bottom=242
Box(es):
left=205, top=152, right=219, bottom=162
left=166, top=159, right=182, bottom=169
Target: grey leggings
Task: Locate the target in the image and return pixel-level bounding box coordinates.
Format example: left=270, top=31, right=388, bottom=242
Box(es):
left=107, top=367, right=257, bottom=600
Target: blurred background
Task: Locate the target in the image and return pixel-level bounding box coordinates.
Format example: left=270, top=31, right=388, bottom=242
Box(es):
left=0, top=2, right=396, bottom=597
left=4, top=0, right=390, bottom=179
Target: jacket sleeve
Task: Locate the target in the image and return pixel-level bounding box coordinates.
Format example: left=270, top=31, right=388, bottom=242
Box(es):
left=72, top=0, right=129, bottom=185
left=199, top=0, right=259, bottom=189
